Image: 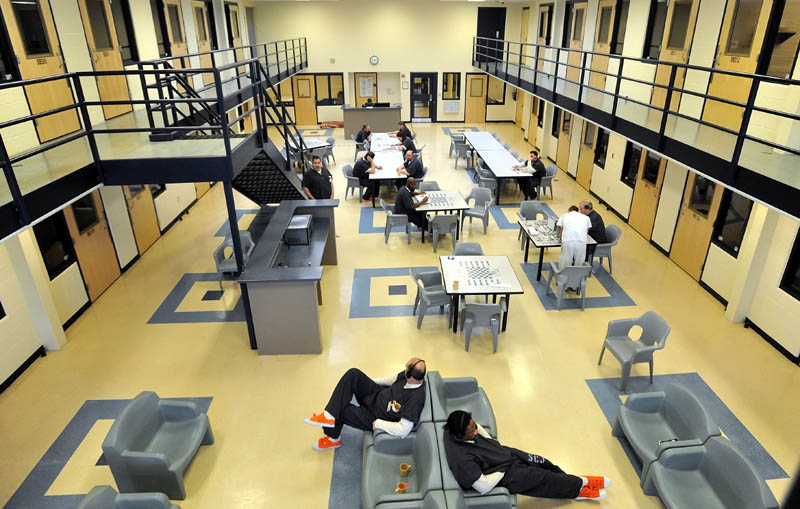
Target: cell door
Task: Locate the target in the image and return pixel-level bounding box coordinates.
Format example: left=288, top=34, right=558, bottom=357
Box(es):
left=0, top=0, right=81, bottom=142
left=77, top=0, right=132, bottom=120
left=651, top=0, right=701, bottom=111
left=515, top=90, right=526, bottom=127
left=225, top=3, right=243, bottom=67
left=528, top=97, right=540, bottom=148
left=292, top=74, right=317, bottom=125
left=163, top=0, right=187, bottom=59
left=703, top=0, right=774, bottom=132
left=410, top=73, right=437, bottom=122
left=63, top=190, right=121, bottom=301
left=537, top=4, right=552, bottom=71
left=669, top=173, right=724, bottom=280
left=566, top=3, right=587, bottom=85
left=192, top=1, right=213, bottom=85
left=589, top=0, right=617, bottom=90
left=556, top=111, right=572, bottom=170
left=123, top=185, right=160, bottom=254
left=628, top=150, right=668, bottom=239
left=464, top=74, right=487, bottom=123
left=354, top=72, right=377, bottom=107
left=576, top=121, right=596, bottom=190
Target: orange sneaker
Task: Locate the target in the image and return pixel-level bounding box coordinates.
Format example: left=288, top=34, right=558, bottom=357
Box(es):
left=313, top=436, right=342, bottom=451
left=575, top=487, right=607, bottom=500
left=304, top=412, right=335, bottom=428
left=583, top=476, right=611, bottom=489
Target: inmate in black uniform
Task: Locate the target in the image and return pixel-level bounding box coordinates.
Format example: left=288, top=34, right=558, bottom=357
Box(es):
left=396, top=157, right=424, bottom=189
left=518, top=158, right=547, bottom=199
left=397, top=126, right=412, bottom=139
left=443, top=431, right=583, bottom=499
left=395, top=185, right=429, bottom=231
left=323, top=369, right=427, bottom=439
left=401, top=137, right=417, bottom=155
left=356, top=128, right=370, bottom=144
left=585, top=209, right=606, bottom=261
left=352, top=157, right=377, bottom=199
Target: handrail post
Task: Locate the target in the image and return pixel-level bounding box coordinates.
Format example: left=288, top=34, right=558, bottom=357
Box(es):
left=657, top=65, right=678, bottom=151
left=155, top=63, right=169, bottom=128
left=251, top=60, right=266, bottom=147
left=0, top=131, right=29, bottom=225
left=610, top=58, right=625, bottom=129
left=139, top=63, right=155, bottom=129
left=577, top=51, right=587, bottom=113
left=729, top=78, right=761, bottom=184
left=72, top=74, right=102, bottom=181
left=533, top=42, right=539, bottom=92
left=553, top=48, right=559, bottom=97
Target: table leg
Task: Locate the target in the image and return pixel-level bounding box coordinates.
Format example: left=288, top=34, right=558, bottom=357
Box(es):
left=524, top=236, right=530, bottom=263
left=451, top=294, right=459, bottom=333
left=501, top=294, right=510, bottom=331
left=456, top=211, right=462, bottom=240
left=372, top=189, right=376, bottom=208
left=496, top=179, right=502, bottom=205
left=537, top=246, right=545, bottom=281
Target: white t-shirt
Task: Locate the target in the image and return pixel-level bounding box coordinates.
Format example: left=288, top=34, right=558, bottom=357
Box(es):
left=557, top=211, right=592, bottom=243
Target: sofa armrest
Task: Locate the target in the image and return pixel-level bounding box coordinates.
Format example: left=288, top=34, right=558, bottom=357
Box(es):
left=116, top=492, right=174, bottom=509
left=624, top=391, right=666, bottom=413
left=121, top=450, right=170, bottom=472
left=443, top=378, right=479, bottom=399
left=654, top=444, right=706, bottom=470
left=654, top=438, right=703, bottom=459
left=159, top=400, right=202, bottom=422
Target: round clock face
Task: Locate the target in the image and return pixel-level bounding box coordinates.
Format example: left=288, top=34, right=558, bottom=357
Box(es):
left=370, top=55, right=379, bottom=65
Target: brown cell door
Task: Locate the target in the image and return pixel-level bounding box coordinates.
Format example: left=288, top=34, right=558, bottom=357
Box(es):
left=566, top=4, right=587, bottom=85
left=163, top=0, right=188, bottom=60
left=0, top=0, right=81, bottom=142
left=537, top=5, right=550, bottom=71
left=292, top=75, right=317, bottom=125
left=195, top=182, right=211, bottom=198
left=651, top=0, right=700, bottom=110
left=241, top=100, right=254, bottom=133
left=123, top=185, right=160, bottom=254
left=628, top=150, right=668, bottom=239
left=515, top=91, right=526, bottom=127
left=354, top=72, right=377, bottom=107
left=63, top=190, right=121, bottom=301
left=556, top=111, right=572, bottom=170
left=193, top=1, right=214, bottom=85
left=576, top=121, right=597, bottom=190
left=78, top=0, right=132, bottom=120
left=589, top=0, right=617, bottom=91
left=226, top=3, right=244, bottom=73
left=465, top=74, right=488, bottom=123
left=519, top=6, right=531, bottom=86
left=528, top=98, right=539, bottom=147
left=703, top=0, right=774, bottom=132
left=669, top=173, right=724, bottom=280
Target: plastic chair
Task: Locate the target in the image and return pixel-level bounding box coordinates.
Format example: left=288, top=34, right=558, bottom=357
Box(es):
left=411, top=273, right=453, bottom=329
left=381, top=198, right=410, bottom=244
left=544, top=262, right=593, bottom=310
left=475, top=167, right=498, bottom=194
left=410, top=268, right=445, bottom=316
left=502, top=143, right=511, bottom=151
left=491, top=132, right=500, bottom=140
left=418, top=166, right=429, bottom=183
left=351, top=134, right=369, bottom=161
left=414, top=144, right=426, bottom=158
left=419, top=181, right=440, bottom=191
left=510, top=151, right=519, bottom=159
left=429, top=214, right=459, bottom=253
left=77, top=485, right=179, bottom=509
left=454, top=143, right=473, bottom=169
left=592, top=224, right=622, bottom=273
left=323, top=136, right=336, bottom=164
left=516, top=200, right=550, bottom=248
left=213, top=231, right=255, bottom=291
left=598, top=311, right=671, bottom=392
left=449, top=134, right=465, bottom=158
left=461, top=300, right=505, bottom=353
left=453, top=242, right=484, bottom=256
left=461, top=187, right=492, bottom=234
left=537, top=164, right=558, bottom=199
left=342, top=164, right=364, bottom=200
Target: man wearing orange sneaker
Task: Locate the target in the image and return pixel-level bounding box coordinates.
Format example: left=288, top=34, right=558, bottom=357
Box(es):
left=443, top=410, right=610, bottom=501
left=305, top=358, right=427, bottom=451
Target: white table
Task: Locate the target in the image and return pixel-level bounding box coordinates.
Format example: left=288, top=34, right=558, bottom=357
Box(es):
left=464, top=132, right=505, bottom=152
left=368, top=149, right=405, bottom=207
left=519, top=219, right=597, bottom=281
left=289, top=136, right=330, bottom=150
left=415, top=190, right=470, bottom=240
left=439, top=255, right=524, bottom=333
left=368, top=132, right=396, bottom=152
left=465, top=132, right=530, bottom=205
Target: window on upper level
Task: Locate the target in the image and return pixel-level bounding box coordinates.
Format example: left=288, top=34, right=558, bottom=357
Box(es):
left=643, top=0, right=668, bottom=59
left=763, top=0, right=800, bottom=78
left=712, top=189, right=753, bottom=256
left=726, top=0, right=763, bottom=56
left=562, top=2, right=574, bottom=47
left=781, top=232, right=800, bottom=300
left=150, top=0, right=170, bottom=57
left=539, top=4, right=553, bottom=45
left=0, top=20, right=19, bottom=82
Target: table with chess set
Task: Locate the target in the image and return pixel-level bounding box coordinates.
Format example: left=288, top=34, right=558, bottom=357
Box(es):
left=519, top=219, right=597, bottom=281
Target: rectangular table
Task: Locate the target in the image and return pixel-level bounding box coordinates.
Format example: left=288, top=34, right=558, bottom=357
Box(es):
left=439, top=255, right=524, bottom=333
left=369, top=132, right=397, bottom=152
left=414, top=190, right=470, bottom=240
left=369, top=149, right=404, bottom=207
left=519, top=219, right=597, bottom=281
left=464, top=132, right=505, bottom=152
left=476, top=150, right=531, bottom=205
left=290, top=136, right=330, bottom=150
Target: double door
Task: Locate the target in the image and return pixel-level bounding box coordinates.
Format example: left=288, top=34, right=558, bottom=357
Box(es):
left=410, top=73, right=437, bottom=122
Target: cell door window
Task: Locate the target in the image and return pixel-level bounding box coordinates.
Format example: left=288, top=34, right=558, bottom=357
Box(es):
left=0, top=22, right=18, bottom=81
left=537, top=98, right=544, bottom=127
left=204, top=0, right=218, bottom=49
left=562, top=112, right=572, bottom=134
left=110, top=0, right=138, bottom=63
left=33, top=212, right=78, bottom=280
left=620, top=143, right=642, bottom=188
left=539, top=4, right=553, bottom=44
left=151, top=0, right=169, bottom=56
left=562, top=3, right=574, bottom=47
left=194, top=6, right=208, bottom=42
left=150, top=183, right=166, bottom=197
left=643, top=0, right=668, bottom=59
left=551, top=107, right=561, bottom=138
left=612, top=0, right=629, bottom=55
left=11, top=0, right=51, bottom=56
left=780, top=233, right=800, bottom=300
left=583, top=123, right=595, bottom=146
left=72, top=195, right=101, bottom=234
left=688, top=175, right=715, bottom=216
left=594, top=128, right=609, bottom=167
left=597, top=6, right=613, bottom=44
left=666, top=0, right=692, bottom=49
left=128, top=184, right=146, bottom=197
left=765, top=0, right=800, bottom=78
left=572, top=8, right=584, bottom=41
left=727, top=0, right=763, bottom=56
left=642, top=151, right=661, bottom=184
left=86, top=0, right=114, bottom=50
left=712, top=190, right=753, bottom=256
left=167, top=5, right=184, bottom=43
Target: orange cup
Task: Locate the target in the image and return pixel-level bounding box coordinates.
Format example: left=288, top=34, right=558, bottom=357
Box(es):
left=399, top=463, right=412, bottom=477
left=396, top=482, right=409, bottom=494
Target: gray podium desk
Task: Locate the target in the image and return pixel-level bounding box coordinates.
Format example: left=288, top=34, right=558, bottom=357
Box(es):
left=238, top=200, right=338, bottom=355
left=342, top=105, right=402, bottom=138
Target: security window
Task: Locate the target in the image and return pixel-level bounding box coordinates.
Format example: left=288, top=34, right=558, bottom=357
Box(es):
left=167, top=5, right=184, bottom=43
left=712, top=190, right=753, bottom=256
left=151, top=0, right=170, bottom=57
left=594, top=128, right=609, bottom=167
left=643, top=0, right=668, bottom=59
left=487, top=77, right=505, bottom=105
left=727, top=0, right=763, bottom=56
left=583, top=122, right=596, bottom=146
left=0, top=21, right=18, bottom=81
left=87, top=0, right=113, bottom=51
left=110, top=0, right=138, bottom=63
left=150, top=183, right=166, bottom=198
left=11, top=0, right=51, bottom=56
left=562, top=112, right=572, bottom=134
left=194, top=6, right=207, bottom=43
left=764, top=0, right=800, bottom=78
left=642, top=151, right=661, bottom=184
left=572, top=8, right=585, bottom=41
left=551, top=107, right=561, bottom=138
left=597, top=6, right=613, bottom=44
left=666, top=0, right=692, bottom=50
left=620, top=143, right=642, bottom=188
left=443, top=72, right=460, bottom=100
left=539, top=5, right=553, bottom=45
left=203, top=0, right=218, bottom=50
left=315, top=73, right=344, bottom=106
left=688, top=175, right=715, bottom=216
left=780, top=233, right=800, bottom=300
left=537, top=98, right=544, bottom=127
left=33, top=212, right=78, bottom=280
left=225, top=4, right=240, bottom=46
left=562, top=3, right=574, bottom=47
left=611, top=0, right=629, bottom=55
left=72, top=195, right=100, bottom=234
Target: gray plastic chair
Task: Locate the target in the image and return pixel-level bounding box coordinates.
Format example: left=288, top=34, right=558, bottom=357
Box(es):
left=491, top=132, right=500, bottom=140
left=516, top=200, right=550, bottom=248
left=414, top=144, right=426, bottom=158
left=612, top=383, right=721, bottom=487
left=376, top=490, right=447, bottom=509
left=102, top=392, right=214, bottom=500
left=475, top=167, right=498, bottom=194
left=510, top=151, right=519, bottom=159
left=444, top=490, right=515, bottom=509
left=419, top=181, right=440, bottom=192
left=449, top=133, right=465, bottom=158
left=410, top=268, right=445, bottom=316
left=591, top=224, right=622, bottom=273
left=381, top=198, right=410, bottom=244
left=643, top=437, right=779, bottom=508
left=342, top=164, right=364, bottom=200
left=362, top=423, right=443, bottom=509
left=461, top=188, right=492, bottom=234
left=502, top=143, right=511, bottom=151
left=351, top=134, right=369, bottom=161
left=429, top=214, right=459, bottom=253
left=460, top=300, right=505, bottom=353
left=544, top=262, right=592, bottom=310
left=412, top=273, right=452, bottom=329
left=453, top=242, right=484, bottom=256
left=428, top=371, right=497, bottom=436
left=537, top=165, right=558, bottom=199
left=323, top=136, right=336, bottom=164
left=598, top=311, right=671, bottom=392
left=78, top=485, right=179, bottom=509
left=213, top=231, right=255, bottom=291
left=454, top=143, right=473, bottom=169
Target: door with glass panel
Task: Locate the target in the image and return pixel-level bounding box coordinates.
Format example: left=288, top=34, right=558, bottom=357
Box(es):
left=123, top=184, right=160, bottom=254
left=192, top=1, right=214, bottom=85
left=651, top=0, right=700, bottom=111
left=589, top=0, right=617, bottom=90
left=465, top=74, right=487, bottom=123
left=556, top=111, right=572, bottom=170
left=566, top=3, right=587, bottom=85
left=0, top=0, right=81, bottom=142
left=703, top=0, right=775, bottom=132
left=77, top=0, right=132, bottom=120
left=163, top=0, right=187, bottom=61
left=670, top=173, right=724, bottom=280
left=528, top=97, right=540, bottom=148
left=411, top=73, right=437, bottom=122
left=628, top=149, right=668, bottom=239
left=291, top=74, right=316, bottom=125
left=537, top=4, right=552, bottom=72
left=225, top=2, right=244, bottom=69
left=576, top=121, right=596, bottom=190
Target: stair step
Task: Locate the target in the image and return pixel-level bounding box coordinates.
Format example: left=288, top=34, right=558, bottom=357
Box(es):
left=233, top=151, right=305, bottom=205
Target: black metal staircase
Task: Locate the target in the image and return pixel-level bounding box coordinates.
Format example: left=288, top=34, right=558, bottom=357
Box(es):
left=232, top=145, right=305, bottom=205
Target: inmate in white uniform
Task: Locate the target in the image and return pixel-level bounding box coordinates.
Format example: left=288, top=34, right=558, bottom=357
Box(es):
left=556, top=211, right=591, bottom=268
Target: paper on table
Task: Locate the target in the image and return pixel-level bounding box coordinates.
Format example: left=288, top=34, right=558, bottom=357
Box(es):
left=490, top=283, right=512, bottom=288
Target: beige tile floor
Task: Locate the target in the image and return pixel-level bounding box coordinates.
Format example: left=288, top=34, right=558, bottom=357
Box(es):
left=0, top=122, right=798, bottom=508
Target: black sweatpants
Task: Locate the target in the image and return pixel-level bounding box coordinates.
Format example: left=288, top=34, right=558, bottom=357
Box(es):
left=519, top=177, right=542, bottom=200
left=323, top=368, right=381, bottom=439
left=407, top=211, right=429, bottom=231
left=499, top=452, right=583, bottom=499
left=359, top=178, right=377, bottom=199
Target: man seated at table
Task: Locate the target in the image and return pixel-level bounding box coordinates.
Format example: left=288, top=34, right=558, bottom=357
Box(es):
left=393, top=121, right=412, bottom=139
left=353, top=151, right=380, bottom=201
left=395, top=150, right=424, bottom=189
left=396, top=132, right=417, bottom=155
left=513, top=150, right=547, bottom=200
left=356, top=123, right=372, bottom=144
left=580, top=200, right=606, bottom=264
left=395, top=177, right=429, bottom=231
left=304, top=358, right=428, bottom=451
left=443, top=410, right=610, bottom=501
left=556, top=205, right=591, bottom=268
left=303, top=155, right=334, bottom=200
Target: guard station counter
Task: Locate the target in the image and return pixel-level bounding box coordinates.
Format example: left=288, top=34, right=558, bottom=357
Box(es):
left=342, top=104, right=402, bottom=138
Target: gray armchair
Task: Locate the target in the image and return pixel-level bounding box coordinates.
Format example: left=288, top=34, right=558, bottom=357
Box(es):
left=454, top=143, right=473, bottom=169
left=376, top=490, right=447, bottom=509
left=642, top=437, right=778, bottom=507
left=453, top=242, right=484, bottom=256
left=411, top=271, right=452, bottom=329
left=444, top=490, right=516, bottom=509
left=324, top=136, right=337, bottom=164
left=537, top=165, right=558, bottom=199
left=102, top=392, right=214, bottom=500
left=516, top=200, right=550, bottom=249
left=544, top=262, right=593, bottom=310
left=362, top=423, right=443, bottom=509
left=475, top=167, right=498, bottom=195
left=461, top=188, right=492, bottom=234
left=598, top=311, right=671, bottom=391
left=342, top=164, right=364, bottom=200
left=460, top=301, right=505, bottom=353
left=419, top=181, right=440, bottom=192
left=410, top=268, right=445, bottom=316
left=428, top=371, right=497, bottom=438
left=612, top=383, right=720, bottom=486
left=352, top=134, right=369, bottom=161
left=429, top=214, right=459, bottom=253
left=381, top=198, right=411, bottom=244
left=78, top=485, right=179, bottom=509
left=591, top=224, right=622, bottom=273
left=213, top=231, right=255, bottom=291
left=449, top=134, right=465, bottom=158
